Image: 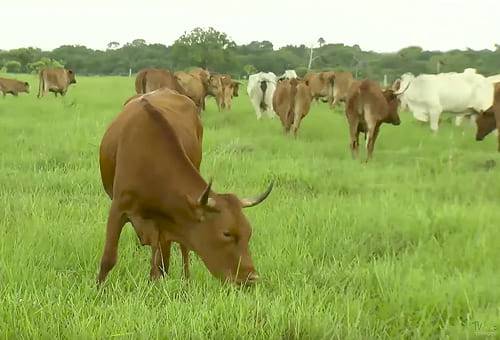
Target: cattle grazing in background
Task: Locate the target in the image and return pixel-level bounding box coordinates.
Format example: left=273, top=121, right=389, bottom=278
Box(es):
left=97, top=88, right=273, bottom=285
left=278, top=70, right=298, bottom=80
left=304, top=71, right=335, bottom=103
left=330, top=71, right=355, bottom=107
left=394, top=68, right=494, bottom=132
left=134, top=68, right=185, bottom=95
left=0, top=77, right=29, bottom=97
left=345, top=79, right=403, bottom=161
left=475, top=82, right=500, bottom=152
left=37, top=68, right=76, bottom=98
left=273, top=78, right=313, bottom=136
left=174, top=70, right=209, bottom=110
left=247, top=72, right=278, bottom=119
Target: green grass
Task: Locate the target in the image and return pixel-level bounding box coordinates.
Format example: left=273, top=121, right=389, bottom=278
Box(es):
left=0, top=73, right=499, bottom=339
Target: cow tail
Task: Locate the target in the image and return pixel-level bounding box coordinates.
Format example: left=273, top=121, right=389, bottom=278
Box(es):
left=259, top=81, right=268, bottom=111
left=141, top=71, right=148, bottom=93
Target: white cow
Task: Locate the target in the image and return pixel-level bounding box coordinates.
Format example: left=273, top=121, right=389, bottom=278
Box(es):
left=395, top=68, right=495, bottom=132
left=487, top=74, right=500, bottom=84
left=247, top=72, right=278, bottom=119
left=279, top=70, right=298, bottom=80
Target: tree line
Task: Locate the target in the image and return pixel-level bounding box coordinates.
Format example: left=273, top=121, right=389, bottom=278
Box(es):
left=1, top=27, right=500, bottom=82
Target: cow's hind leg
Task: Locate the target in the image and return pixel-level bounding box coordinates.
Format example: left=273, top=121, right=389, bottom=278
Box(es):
left=97, top=201, right=126, bottom=284
left=366, top=124, right=381, bottom=162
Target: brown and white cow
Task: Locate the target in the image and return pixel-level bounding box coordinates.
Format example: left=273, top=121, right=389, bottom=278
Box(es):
left=97, top=88, right=273, bottom=285
left=37, top=68, right=76, bottom=98
left=0, top=77, right=29, bottom=97
left=135, top=68, right=185, bottom=95
left=476, top=82, right=500, bottom=152
left=272, top=78, right=313, bottom=136
left=345, top=79, right=403, bottom=161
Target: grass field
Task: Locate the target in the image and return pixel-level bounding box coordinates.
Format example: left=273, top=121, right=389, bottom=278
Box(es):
left=1, top=73, right=499, bottom=339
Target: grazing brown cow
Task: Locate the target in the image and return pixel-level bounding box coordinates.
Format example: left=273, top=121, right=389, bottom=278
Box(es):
left=135, top=68, right=185, bottom=95
left=37, top=68, right=76, bottom=98
left=476, top=83, right=500, bottom=151
left=0, top=77, right=29, bottom=97
left=272, top=78, right=313, bottom=136
left=345, top=79, right=402, bottom=161
left=97, top=88, right=273, bottom=285
left=102, top=89, right=202, bottom=279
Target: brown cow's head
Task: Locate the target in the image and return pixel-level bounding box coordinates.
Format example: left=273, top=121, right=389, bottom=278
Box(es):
left=475, top=111, right=496, bottom=141
left=231, top=81, right=240, bottom=97
left=22, top=82, right=29, bottom=93
left=184, top=181, right=273, bottom=286
left=67, top=69, right=77, bottom=84
left=383, top=89, right=401, bottom=125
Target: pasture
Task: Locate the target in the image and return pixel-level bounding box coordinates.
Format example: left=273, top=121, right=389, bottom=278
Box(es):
left=0, top=74, right=499, bottom=339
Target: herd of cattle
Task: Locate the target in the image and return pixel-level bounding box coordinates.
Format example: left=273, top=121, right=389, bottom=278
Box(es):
left=1, top=65, right=499, bottom=285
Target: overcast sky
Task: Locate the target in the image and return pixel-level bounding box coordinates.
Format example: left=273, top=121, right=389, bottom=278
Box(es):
left=2, top=0, right=499, bottom=52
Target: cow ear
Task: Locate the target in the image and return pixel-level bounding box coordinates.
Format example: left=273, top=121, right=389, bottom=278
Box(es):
left=68, top=69, right=73, bottom=74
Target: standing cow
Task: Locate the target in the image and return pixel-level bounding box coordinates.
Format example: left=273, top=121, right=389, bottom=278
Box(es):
left=247, top=72, right=278, bottom=120
left=0, top=77, right=29, bottom=97
left=345, top=79, right=403, bottom=161
left=394, top=68, right=494, bottom=132
left=273, top=78, right=313, bottom=136
left=135, top=68, right=185, bottom=95
left=37, top=68, right=76, bottom=98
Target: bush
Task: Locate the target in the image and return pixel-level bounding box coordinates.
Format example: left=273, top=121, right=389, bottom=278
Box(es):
left=5, top=60, right=21, bottom=73
left=28, top=57, right=64, bottom=74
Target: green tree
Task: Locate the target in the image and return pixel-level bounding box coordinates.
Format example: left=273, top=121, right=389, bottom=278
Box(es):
left=170, top=27, right=236, bottom=70
left=243, top=64, right=257, bottom=76
left=5, top=60, right=21, bottom=73
left=27, top=57, right=65, bottom=74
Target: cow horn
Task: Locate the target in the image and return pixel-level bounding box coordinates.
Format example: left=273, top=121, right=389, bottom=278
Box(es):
left=198, top=179, right=213, bottom=206
left=394, top=81, right=411, bottom=96
left=241, top=182, right=274, bottom=208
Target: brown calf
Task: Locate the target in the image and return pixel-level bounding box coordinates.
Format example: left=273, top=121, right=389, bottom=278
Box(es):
left=345, top=79, right=402, bottom=161
left=0, top=77, right=29, bottom=97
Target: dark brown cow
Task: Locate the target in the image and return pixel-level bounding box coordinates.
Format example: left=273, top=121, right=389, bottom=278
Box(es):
left=272, top=78, right=313, bottom=136
left=97, top=88, right=273, bottom=285
left=476, top=83, right=500, bottom=151
left=135, top=68, right=185, bottom=95
left=0, top=77, right=29, bottom=97
left=345, top=79, right=402, bottom=161
left=37, top=68, right=76, bottom=98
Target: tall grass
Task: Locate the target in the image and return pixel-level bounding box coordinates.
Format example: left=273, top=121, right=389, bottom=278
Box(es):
left=0, top=74, right=499, bottom=339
